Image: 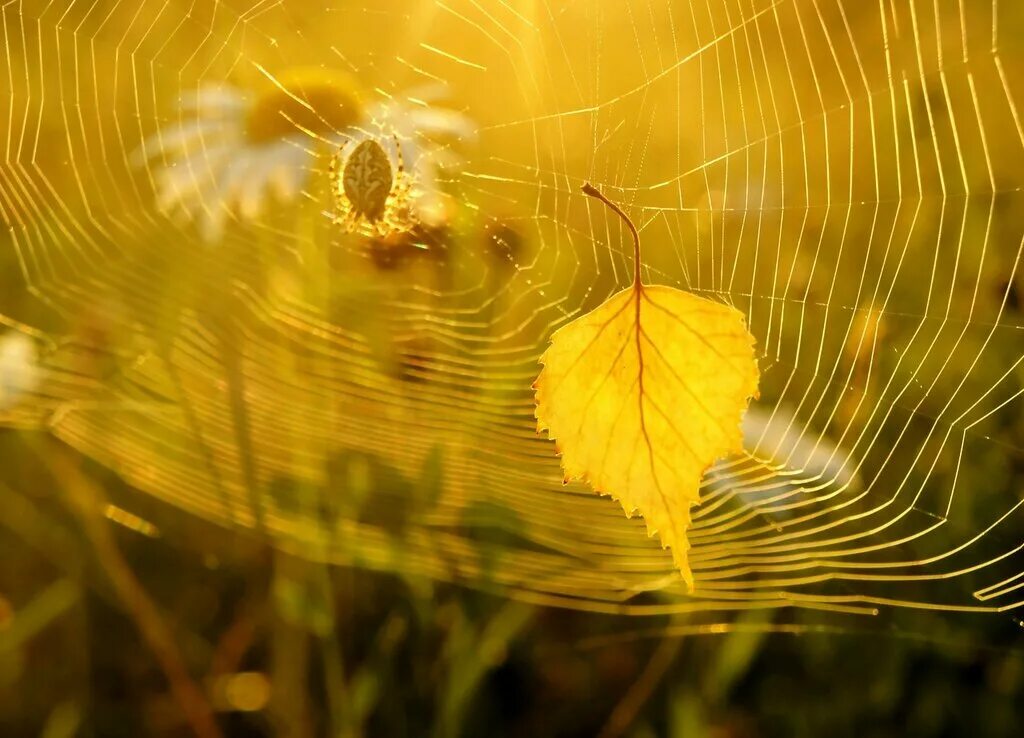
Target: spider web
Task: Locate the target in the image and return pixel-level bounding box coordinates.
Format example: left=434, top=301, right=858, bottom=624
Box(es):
left=2, top=0, right=1024, bottom=626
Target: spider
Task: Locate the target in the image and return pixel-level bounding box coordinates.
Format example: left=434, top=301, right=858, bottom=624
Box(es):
left=328, top=134, right=417, bottom=238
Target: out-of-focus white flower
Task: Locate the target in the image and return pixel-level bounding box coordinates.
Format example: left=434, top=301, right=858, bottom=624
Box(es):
left=743, top=405, right=859, bottom=489
left=739, top=404, right=860, bottom=518
left=705, top=404, right=860, bottom=521
left=135, top=68, right=474, bottom=242
left=0, top=331, right=40, bottom=410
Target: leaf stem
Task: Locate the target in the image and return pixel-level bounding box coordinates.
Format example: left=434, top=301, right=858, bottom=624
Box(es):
left=581, top=182, right=642, bottom=287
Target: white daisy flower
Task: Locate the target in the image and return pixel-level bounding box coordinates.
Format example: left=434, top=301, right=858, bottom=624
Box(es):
left=135, top=68, right=474, bottom=242
left=0, top=331, right=40, bottom=410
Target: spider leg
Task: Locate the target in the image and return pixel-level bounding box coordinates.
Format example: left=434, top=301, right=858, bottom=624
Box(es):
left=391, top=132, right=407, bottom=177
left=346, top=208, right=361, bottom=233
left=328, top=141, right=349, bottom=192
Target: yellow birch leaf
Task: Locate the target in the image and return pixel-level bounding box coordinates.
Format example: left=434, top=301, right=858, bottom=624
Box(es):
left=534, top=184, right=760, bottom=589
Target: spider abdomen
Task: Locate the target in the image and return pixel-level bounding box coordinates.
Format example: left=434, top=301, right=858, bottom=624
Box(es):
left=342, top=139, right=393, bottom=220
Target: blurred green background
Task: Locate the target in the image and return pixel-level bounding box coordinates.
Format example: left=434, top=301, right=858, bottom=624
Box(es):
left=2, top=428, right=1022, bottom=737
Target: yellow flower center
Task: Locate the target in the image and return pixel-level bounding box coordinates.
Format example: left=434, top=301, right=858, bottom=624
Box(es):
left=244, top=67, right=364, bottom=143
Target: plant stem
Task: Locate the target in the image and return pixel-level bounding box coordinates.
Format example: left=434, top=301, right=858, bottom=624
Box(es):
left=581, top=182, right=643, bottom=287
left=52, top=447, right=224, bottom=738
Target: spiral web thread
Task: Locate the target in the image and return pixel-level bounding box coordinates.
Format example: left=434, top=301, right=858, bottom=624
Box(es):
left=2, top=0, right=1024, bottom=622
